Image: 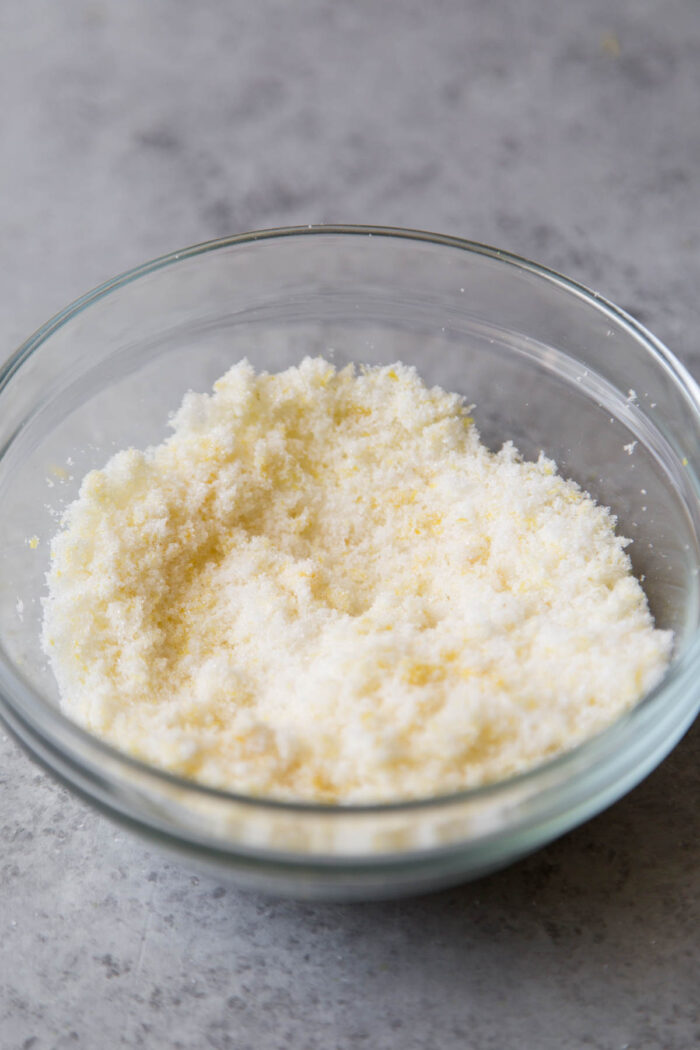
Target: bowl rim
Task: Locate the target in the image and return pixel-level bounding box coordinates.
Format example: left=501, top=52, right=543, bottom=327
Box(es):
left=1, top=223, right=699, bottom=822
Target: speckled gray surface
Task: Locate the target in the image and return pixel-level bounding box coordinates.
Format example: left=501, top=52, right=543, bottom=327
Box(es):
left=1, top=1, right=699, bottom=1047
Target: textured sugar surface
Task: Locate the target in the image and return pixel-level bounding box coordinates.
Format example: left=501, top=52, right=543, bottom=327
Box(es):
left=42, top=358, right=672, bottom=802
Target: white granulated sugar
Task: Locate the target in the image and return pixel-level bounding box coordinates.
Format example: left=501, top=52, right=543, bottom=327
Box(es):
left=42, top=358, right=672, bottom=802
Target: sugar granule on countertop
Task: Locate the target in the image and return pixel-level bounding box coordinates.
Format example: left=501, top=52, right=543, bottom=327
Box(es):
left=41, top=357, right=672, bottom=802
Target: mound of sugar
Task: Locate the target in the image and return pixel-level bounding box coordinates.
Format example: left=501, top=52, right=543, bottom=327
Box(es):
left=42, top=357, right=672, bottom=801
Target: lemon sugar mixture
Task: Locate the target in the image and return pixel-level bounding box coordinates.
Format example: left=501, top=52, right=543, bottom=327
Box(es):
left=42, top=358, right=672, bottom=801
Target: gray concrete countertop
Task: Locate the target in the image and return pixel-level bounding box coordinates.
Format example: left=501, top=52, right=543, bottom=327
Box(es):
left=1, top=2, right=698, bottom=1047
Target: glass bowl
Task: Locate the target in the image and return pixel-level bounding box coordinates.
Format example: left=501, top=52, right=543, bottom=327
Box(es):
left=1, top=225, right=699, bottom=901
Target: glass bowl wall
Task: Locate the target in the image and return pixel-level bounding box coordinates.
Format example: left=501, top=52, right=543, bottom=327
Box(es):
left=0, top=227, right=698, bottom=899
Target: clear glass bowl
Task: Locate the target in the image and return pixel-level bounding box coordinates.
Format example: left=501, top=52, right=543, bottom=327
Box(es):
left=1, top=226, right=699, bottom=901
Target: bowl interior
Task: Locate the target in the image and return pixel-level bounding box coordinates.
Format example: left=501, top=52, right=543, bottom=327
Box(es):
left=0, top=231, right=699, bottom=895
